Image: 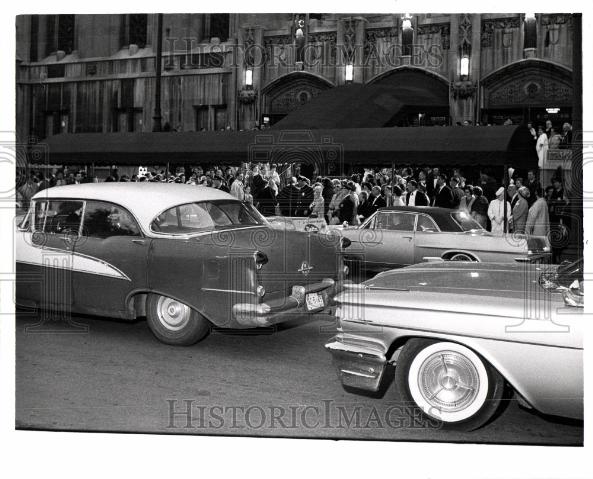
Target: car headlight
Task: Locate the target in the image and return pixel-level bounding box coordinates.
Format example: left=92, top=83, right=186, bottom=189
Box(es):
left=256, top=285, right=266, bottom=297
left=343, top=264, right=350, bottom=276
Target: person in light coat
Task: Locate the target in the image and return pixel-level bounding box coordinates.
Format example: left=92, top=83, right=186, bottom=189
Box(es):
left=309, top=183, right=325, bottom=219
left=536, top=126, right=549, bottom=170
left=511, top=187, right=530, bottom=234
left=526, top=187, right=550, bottom=238
left=487, top=187, right=511, bottom=236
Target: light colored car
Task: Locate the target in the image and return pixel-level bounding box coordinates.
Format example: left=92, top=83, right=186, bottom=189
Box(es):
left=16, top=183, right=348, bottom=345
left=332, top=206, right=551, bottom=272
left=325, top=261, right=583, bottom=430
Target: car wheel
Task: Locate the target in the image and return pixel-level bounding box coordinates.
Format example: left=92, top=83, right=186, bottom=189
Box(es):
left=146, top=294, right=210, bottom=346
left=395, top=338, right=504, bottom=431
left=449, top=253, right=475, bottom=261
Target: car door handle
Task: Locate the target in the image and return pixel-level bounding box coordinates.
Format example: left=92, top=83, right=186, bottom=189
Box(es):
left=402, top=236, right=413, bottom=240
left=132, top=239, right=145, bottom=245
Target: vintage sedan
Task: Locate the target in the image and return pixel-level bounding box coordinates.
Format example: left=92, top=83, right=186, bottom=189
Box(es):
left=325, top=260, right=583, bottom=430
left=16, top=183, right=347, bottom=345
left=333, top=206, right=551, bottom=272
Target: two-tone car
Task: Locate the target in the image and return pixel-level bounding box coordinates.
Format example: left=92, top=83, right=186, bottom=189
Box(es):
left=325, top=260, right=583, bottom=430
left=16, top=183, right=348, bottom=345
left=332, top=206, right=551, bottom=273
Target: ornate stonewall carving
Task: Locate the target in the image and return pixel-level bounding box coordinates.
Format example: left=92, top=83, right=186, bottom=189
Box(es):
left=308, top=31, right=337, bottom=62
left=540, top=14, right=573, bottom=26
left=458, top=14, right=472, bottom=53
left=363, top=27, right=398, bottom=57
left=270, top=86, right=324, bottom=114
left=263, top=35, right=292, bottom=65
left=481, top=16, right=521, bottom=48
left=343, top=18, right=357, bottom=60
left=488, top=78, right=572, bottom=106
left=451, top=80, right=477, bottom=99
left=416, top=23, right=450, bottom=50
left=244, top=27, right=256, bottom=66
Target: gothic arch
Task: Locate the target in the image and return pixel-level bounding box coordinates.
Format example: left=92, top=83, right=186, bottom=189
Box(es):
left=367, top=65, right=450, bottom=89
left=481, top=59, right=573, bottom=108
left=261, top=72, right=334, bottom=122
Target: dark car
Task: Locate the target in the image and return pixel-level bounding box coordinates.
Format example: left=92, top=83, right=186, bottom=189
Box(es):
left=16, top=183, right=348, bottom=345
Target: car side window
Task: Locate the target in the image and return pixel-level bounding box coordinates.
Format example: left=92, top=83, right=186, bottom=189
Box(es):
left=36, top=200, right=84, bottom=235
left=376, top=212, right=415, bottom=232
left=82, top=201, right=141, bottom=238
left=416, top=214, right=439, bottom=232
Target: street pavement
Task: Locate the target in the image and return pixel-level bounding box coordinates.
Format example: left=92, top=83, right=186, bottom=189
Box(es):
left=15, top=311, right=583, bottom=445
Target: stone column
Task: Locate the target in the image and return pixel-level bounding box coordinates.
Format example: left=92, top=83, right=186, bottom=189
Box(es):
left=335, top=18, right=345, bottom=85
left=353, top=17, right=366, bottom=84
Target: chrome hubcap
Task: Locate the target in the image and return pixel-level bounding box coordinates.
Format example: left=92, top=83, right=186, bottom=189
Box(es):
left=156, top=296, right=190, bottom=331
left=418, top=352, right=480, bottom=413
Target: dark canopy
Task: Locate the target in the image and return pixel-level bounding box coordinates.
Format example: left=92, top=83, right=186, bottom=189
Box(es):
left=272, top=83, right=449, bottom=129
left=42, top=125, right=537, bottom=168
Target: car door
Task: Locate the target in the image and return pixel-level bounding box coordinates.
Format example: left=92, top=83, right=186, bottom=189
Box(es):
left=16, top=199, right=83, bottom=310
left=412, top=213, right=443, bottom=263
left=360, top=211, right=416, bottom=271
left=71, top=200, right=149, bottom=318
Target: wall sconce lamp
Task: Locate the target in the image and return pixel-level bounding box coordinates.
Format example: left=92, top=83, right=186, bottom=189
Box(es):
left=402, top=13, right=413, bottom=31
left=345, top=63, right=353, bottom=82
left=460, top=55, right=470, bottom=78
left=245, top=68, right=253, bottom=87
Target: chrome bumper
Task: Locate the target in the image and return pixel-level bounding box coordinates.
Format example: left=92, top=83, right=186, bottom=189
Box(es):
left=324, top=335, right=388, bottom=392
left=232, top=278, right=345, bottom=327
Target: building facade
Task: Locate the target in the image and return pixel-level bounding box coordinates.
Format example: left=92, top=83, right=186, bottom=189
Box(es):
left=15, top=13, right=577, bottom=141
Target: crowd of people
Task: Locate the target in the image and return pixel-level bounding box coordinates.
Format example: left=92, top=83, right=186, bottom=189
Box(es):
left=17, top=161, right=569, bottom=250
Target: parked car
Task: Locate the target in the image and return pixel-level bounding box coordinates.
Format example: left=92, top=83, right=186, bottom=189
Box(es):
left=325, top=260, right=583, bottom=430
left=331, top=206, right=551, bottom=272
left=16, top=183, right=348, bottom=345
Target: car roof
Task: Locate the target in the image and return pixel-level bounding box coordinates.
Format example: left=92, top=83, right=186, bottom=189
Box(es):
left=376, top=206, right=466, bottom=231
left=31, top=183, right=237, bottom=231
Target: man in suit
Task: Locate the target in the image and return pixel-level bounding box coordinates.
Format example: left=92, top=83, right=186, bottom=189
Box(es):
left=277, top=177, right=300, bottom=216
left=508, top=184, right=519, bottom=211
left=213, top=175, right=230, bottom=193
left=405, top=180, right=428, bottom=206
left=526, top=170, right=540, bottom=207
left=369, top=185, right=386, bottom=213
left=433, top=174, right=455, bottom=208
left=449, top=177, right=464, bottom=208
left=426, top=167, right=440, bottom=203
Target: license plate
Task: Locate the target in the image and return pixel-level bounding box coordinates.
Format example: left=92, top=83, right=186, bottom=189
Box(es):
left=305, top=292, right=325, bottom=311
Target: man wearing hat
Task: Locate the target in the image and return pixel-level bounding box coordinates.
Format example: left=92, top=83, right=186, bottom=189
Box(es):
left=338, top=181, right=358, bottom=225
left=511, top=187, right=530, bottom=234
left=295, top=176, right=314, bottom=217
left=487, top=187, right=511, bottom=236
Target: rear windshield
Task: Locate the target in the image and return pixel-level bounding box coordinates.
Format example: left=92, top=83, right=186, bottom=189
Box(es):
left=150, top=200, right=266, bottom=235
left=450, top=211, right=484, bottom=232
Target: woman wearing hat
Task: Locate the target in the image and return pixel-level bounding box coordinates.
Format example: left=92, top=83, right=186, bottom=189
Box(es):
left=487, top=186, right=511, bottom=236
left=309, top=183, right=325, bottom=219
left=511, top=187, right=530, bottom=234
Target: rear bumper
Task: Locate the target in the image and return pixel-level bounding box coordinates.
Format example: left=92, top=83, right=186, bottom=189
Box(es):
left=324, top=335, right=388, bottom=392
left=232, top=278, right=346, bottom=327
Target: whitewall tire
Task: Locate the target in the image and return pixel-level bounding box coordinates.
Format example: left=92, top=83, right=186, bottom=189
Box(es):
left=395, top=338, right=505, bottom=430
